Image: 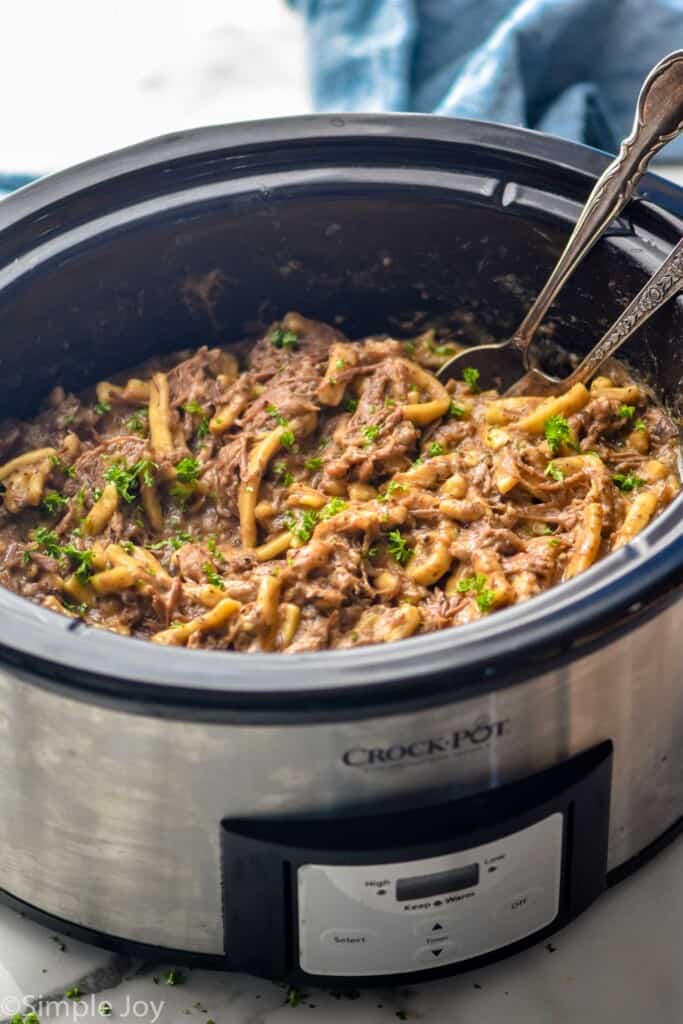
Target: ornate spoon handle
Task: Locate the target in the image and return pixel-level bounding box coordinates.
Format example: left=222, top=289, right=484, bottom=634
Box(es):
left=511, top=49, right=683, bottom=364
left=562, top=237, right=683, bottom=388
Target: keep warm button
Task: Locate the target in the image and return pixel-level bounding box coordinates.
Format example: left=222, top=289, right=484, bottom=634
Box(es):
left=321, top=929, right=377, bottom=948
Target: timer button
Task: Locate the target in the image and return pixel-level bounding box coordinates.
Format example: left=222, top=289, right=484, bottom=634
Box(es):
left=320, top=929, right=377, bottom=948
left=414, top=941, right=458, bottom=965
left=415, top=918, right=453, bottom=938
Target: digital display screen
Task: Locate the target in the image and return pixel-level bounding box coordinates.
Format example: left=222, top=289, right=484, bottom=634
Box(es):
left=396, top=863, right=480, bottom=901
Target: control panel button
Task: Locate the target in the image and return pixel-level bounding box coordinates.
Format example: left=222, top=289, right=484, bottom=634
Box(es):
left=414, top=941, right=458, bottom=964
left=321, top=928, right=377, bottom=948
left=415, top=918, right=453, bottom=938
left=504, top=888, right=542, bottom=914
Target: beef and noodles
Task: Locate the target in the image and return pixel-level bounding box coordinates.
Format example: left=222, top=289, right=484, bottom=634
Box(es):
left=0, top=312, right=678, bottom=652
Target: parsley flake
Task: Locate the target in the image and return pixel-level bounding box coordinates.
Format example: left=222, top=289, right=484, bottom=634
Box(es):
left=271, top=327, right=299, bottom=350
left=202, top=563, right=225, bottom=588
left=618, top=404, right=635, bottom=419
left=544, top=414, right=577, bottom=454
left=305, top=455, right=323, bottom=472
left=387, top=529, right=413, bottom=566
left=428, top=441, right=444, bottom=457
left=462, top=366, right=480, bottom=392
left=362, top=425, right=380, bottom=446
left=105, top=458, right=157, bottom=502
left=545, top=461, right=565, bottom=482
left=284, top=509, right=319, bottom=543
left=127, top=409, right=148, bottom=436
left=274, top=461, right=294, bottom=486
left=42, top=491, right=68, bottom=515
left=175, top=457, right=201, bottom=484
left=320, top=498, right=349, bottom=519
left=613, top=472, right=645, bottom=492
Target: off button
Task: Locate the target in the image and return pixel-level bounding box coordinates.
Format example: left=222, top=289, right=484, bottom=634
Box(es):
left=321, top=929, right=377, bottom=948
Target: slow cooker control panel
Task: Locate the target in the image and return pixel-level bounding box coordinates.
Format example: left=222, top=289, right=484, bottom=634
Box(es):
left=297, top=813, right=562, bottom=976
left=222, top=742, right=612, bottom=984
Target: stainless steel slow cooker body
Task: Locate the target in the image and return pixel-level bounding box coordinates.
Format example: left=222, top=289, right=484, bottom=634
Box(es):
left=0, top=116, right=682, bottom=979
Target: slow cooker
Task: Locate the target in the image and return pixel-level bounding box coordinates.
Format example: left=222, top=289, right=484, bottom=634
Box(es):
left=0, top=115, right=682, bottom=986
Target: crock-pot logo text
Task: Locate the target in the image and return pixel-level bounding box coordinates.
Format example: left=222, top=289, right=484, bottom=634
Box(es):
left=342, top=718, right=511, bottom=769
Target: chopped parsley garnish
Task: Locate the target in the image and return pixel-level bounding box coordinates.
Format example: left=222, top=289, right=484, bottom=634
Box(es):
left=286, top=988, right=304, bottom=1008
left=545, top=461, right=564, bottom=482
left=544, top=414, right=577, bottom=454
left=202, top=563, right=225, bottom=588
left=280, top=429, right=296, bottom=449
left=412, top=456, right=424, bottom=467
left=284, top=509, right=319, bottom=543
left=403, top=339, right=416, bottom=355
left=105, top=458, right=157, bottom=501
left=164, top=968, right=185, bottom=986
left=42, top=491, right=68, bottom=515
left=335, top=358, right=346, bottom=370
left=320, top=497, right=349, bottom=519
left=365, top=546, right=378, bottom=559
left=427, top=340, right=456, bottom=356
left=149, top=531, right=192, bottom=552
left=456, top=572, right=494, bottom=612
left=119, top=540, right=135, bottom=554
left=175, top=457, right=201, bottom=484
left=61, top=546, right=95, bottom=582
left=207, top=535, right=225, bottom=561
left=462, top=366, right=480, bottom=392
left=274, top=461, right=294, bottom=486
left=99, top=1003, right=113, bottom=1016
left=305, top=455, right=323, bottom=472
left=343, top=397, right=358, bottom=413
left=49, top=454, right=76, bottom=478
left=387, top=529, right=413, bottom=566
left=94, top=401, right=111, bottom=415
left=32, top=527, right=62, bottom=558
left=634, top=418, right=647, bottom=432
left=362, top=424, right=380, bottom=446
left=613, top=472, right=645, bottom=492
left=182, top=401, right=210, bottom=439
left=378, top=480, right=404, bottom=502
left=428, top=441, right=444, bottom=457
left=448, top=401, right=465, bottom=418
left=65, top=987, right=82, bottom=999
left=385, top=397, right=396, bottom=408
left=127, top=408, right=148, bottom=435
left=267, top=404, right=289, bottom=427
left=271, top=327, right=299, bottom=350
left=618, top=404, right=635, bottom=419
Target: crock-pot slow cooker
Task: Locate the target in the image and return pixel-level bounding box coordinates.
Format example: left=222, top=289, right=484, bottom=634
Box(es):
left=0, top=116, right=682, bottom=986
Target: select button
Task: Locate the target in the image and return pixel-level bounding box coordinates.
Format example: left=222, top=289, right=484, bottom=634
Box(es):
left=321, top=929, right=377, bottom=948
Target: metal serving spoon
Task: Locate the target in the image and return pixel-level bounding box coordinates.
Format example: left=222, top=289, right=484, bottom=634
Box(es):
left=511, top=234, right=683, bottom=396
left=437, top=49, right=683, bottom=395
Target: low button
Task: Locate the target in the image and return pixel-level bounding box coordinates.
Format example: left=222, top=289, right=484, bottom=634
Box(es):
left=321, top=929, right=377, bottom=948
left=414, top=941, right=458, bottom=965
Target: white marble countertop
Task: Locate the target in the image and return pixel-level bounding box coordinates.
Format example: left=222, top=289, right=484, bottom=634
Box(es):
left=1, top=831, right=681, bottom=1024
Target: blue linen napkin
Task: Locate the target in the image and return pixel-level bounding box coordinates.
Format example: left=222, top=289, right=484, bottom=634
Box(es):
left=288, top=0, right=683, bottom=159
left=0, top=173, right=35, bottom=198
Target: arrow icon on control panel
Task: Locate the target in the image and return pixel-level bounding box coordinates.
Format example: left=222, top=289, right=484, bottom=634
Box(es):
left=432, top=924, right=443, bottom=931
left=431, top=949, right=443, bottom=958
